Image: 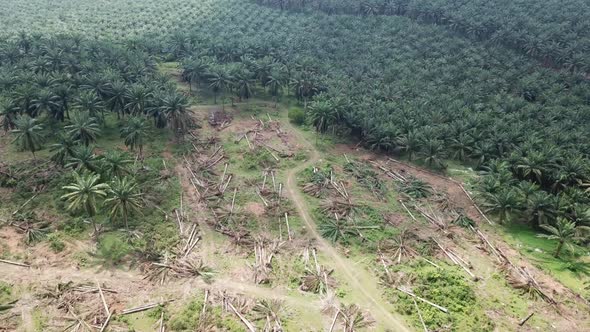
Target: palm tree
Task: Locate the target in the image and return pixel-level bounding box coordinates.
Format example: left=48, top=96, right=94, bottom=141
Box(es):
left=66, top=145, right=100, bottom=173
left=124, top=85, right=152, bottom=116
left=538, top=218, right=590, bottom=258
left=107, top=81, right=128, bottom=119
left=525, top=191, right=557, bottom=227
left=208, top=68, right=233, bottom=104
left=482, top=189, right=522, bottom=223
left=75, top=91, right=105, bottom=125
left=266, top=69, right=285, bottom=107
left=399, top=130, right=420, bottom=161
left=158, top=93, right=191, bottom=138
left=11, top=115, right=43, bottom=159
left=30, top=89, right=60, bottom=119
left=120, top=116, right=150, bottom=158
left=234, top=70, right=255, bottom=101
left=64, top=112, right=101, bottom=146
left=50, top=134, right=78, bottom=166
left=419, top=139, right=447, bottom=169
left=101, top=150, right=132, bottom=178
left=0, top=98, right=18, bottom=132
left=61, top=171, right=109, bottom=235
left=104, top=177, right=143, bottom=230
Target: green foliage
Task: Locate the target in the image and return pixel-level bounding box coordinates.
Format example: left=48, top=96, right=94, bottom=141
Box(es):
left=97, top=233, right=130, bottom=264
left=344, top=160, right=387, bottom=197
left=47, top=233, right=66, bottom=253
left=399, top=178, right=432, bottom=199
left=169, top=298, right=243, bottom=331
left=241, top=148, right=277, bottom=171
left=395, top=264, right=494, bottom=332
left=0, top=281, right=13, bottom=304
left=452, top=214, right=476, bottom=228
left=288, top=107, right=305, bottom=125
left=11, top=115, right=43, bottom=157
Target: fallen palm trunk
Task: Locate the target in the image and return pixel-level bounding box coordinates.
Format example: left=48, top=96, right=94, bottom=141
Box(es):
left=227, top=301, right=256, bottom=332
left=397, top=287, right=448, bottom=313
left=0, top=259, right=30, bottom=268
left=121, top=300, right=174, bottom=315
left=519, top=312, right=534, bottom=326
left=413, top=298, right=428, bottom=332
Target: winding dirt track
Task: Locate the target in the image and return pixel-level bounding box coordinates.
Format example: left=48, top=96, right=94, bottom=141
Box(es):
left=282, top=120, right=411, bottom=332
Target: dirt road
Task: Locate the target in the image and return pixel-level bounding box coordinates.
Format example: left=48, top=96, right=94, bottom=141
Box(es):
left=282, top=120, right=411, bottom=332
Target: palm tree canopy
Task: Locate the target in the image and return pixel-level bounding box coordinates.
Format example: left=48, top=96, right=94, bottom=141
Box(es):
left=61, top=171, right=109, bottom=217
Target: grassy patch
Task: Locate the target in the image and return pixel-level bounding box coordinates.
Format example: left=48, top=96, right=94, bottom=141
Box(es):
left=393, top=262, right=494, bottom=332
left=500, top=223, right=590, bottom=292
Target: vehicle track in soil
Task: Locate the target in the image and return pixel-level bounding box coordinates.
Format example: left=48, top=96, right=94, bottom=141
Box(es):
left=281, top=120, right=411, bottom=332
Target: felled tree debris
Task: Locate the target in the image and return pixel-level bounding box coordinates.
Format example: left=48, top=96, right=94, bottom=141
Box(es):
left=379, top=228, right=419, bottom=265
left=251, top=236, right=283, bottom=284
left=320, top=199, right=357, bottom=218
left=147, top=257, right=214, bottom=284
left=300, top=249, right=336, bottom=294
left=208, top=109, right=233, bottom=128
left=39, top=281, right=116, bottom=331
left=344, top=159, right=387, bottom=199
left=302, top=166, right=333, bottom=197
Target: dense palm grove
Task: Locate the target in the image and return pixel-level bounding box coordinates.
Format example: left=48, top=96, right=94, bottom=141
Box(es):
left=1, top=0, right=589, bottom=245
left=0, top=36, right=191, bottom=233
left=255, top=0, right=590, bottom=73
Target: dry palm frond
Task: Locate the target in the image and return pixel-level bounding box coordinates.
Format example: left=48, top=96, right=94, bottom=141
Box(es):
left=253, top=299, right=286, bottom=332
left=339, top=304, right=374, bottom=332
left=505, top=266, right=554, bottom=303
left=320, top=290, right=339, bottom=315
left=300, top=266, right=335, bottom=294
left=320, top=199, right=357, bottom=218
left=148, top=257, right=215, bottom=283
left=379, top=228, right=419, bottom=264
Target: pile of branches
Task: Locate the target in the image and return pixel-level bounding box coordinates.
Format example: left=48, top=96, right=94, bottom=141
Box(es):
left=320, top=199, right=357, bottom=219
left=0, top=160, right=56, bottom=192
left=302, top=166, right=333, bottom=197
left=378, top=228, right=420, bottom=265
left=39, top=281, right=116, bottom=331
left=146, top=256, right=214, bottom=284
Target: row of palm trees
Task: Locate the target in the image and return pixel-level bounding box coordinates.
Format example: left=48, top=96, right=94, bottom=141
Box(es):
left=61, top=171, right=143, bottom=234
left=254, top=0, right=590, bottom=73
left=180, top=55, right=323, bottom=106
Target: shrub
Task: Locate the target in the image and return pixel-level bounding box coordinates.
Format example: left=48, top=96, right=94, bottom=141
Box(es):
left=47, top=233, right=66, bottom=253
left=97, top=234, right=130, bottom=264
left=395, top=263, right=494, bottom=331
left=288, top=107, right=305, bottom=125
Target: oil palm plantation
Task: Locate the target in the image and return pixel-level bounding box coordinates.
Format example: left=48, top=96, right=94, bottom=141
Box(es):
left=104, top=177, right=142, bottom=230
left=61, top=171, right=109, bottom=235
left=11, top=115, right=43, bottom=159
